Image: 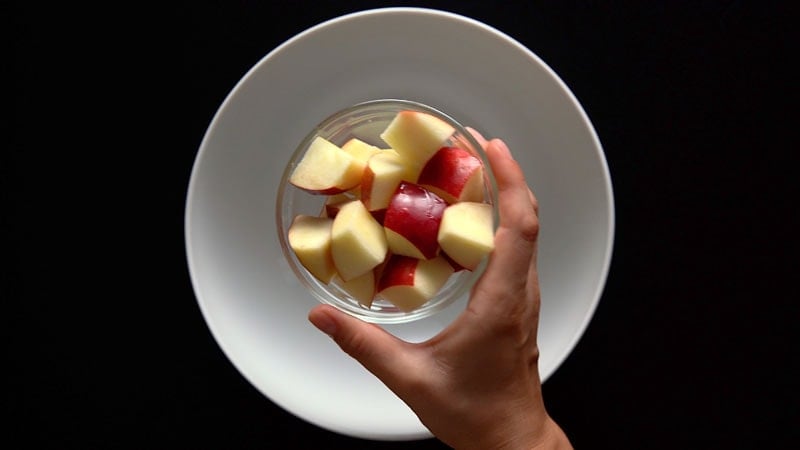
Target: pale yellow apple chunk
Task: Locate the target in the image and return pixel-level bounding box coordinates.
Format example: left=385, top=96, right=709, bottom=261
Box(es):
left=331, top=200, right=388, bottom=281
left=379, top=111, right=455, bottom=177
left=333, top=271, right=376, bottom=308
left=437, top=202, right=495, bottom=271
left=361, top=152, right=408, bottom=211
left=287, top=215, right=337, bottom=283
left=342, top=137, right=382, bottom=174
left=379, top=256, right=454, bottom=312
left=289, top=136, right=362, bottom=194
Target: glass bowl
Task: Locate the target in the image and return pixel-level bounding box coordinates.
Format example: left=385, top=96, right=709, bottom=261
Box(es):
left=276, top=99, right=498, bottom=324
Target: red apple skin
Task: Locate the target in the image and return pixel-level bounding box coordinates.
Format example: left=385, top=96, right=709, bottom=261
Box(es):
left=377, top=255, right=418, bottom=291
left=370, top=209, right=387, bottom=224
left=417, top=147, right=483, bottom=204
left=311, top=186, right=351, bottom=196
left=383, top=182, right=447, bottom=259
left=441, top=251, right=467, bottom=272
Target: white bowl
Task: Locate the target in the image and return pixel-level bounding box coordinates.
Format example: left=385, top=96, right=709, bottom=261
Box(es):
left=185, top=7, right=614, bottom=441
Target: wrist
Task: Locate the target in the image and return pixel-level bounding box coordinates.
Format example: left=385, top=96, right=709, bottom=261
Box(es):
left=464, top=407, right=570, bottom=450
left=528, top=417, right=573, bottom=450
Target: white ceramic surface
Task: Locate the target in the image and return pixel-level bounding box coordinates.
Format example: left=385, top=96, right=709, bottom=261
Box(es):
left=185, top=7, right=614, bottom=441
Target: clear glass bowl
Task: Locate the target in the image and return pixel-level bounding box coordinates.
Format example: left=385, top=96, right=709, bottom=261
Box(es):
left=276, top=99, right=498, bottom=324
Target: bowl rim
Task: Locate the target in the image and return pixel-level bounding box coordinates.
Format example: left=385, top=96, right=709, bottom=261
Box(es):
left=275, top=98, right=499, bottom=324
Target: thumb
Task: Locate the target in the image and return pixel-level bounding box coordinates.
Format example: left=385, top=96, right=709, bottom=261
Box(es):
left=308, top=305, right=419, bottom=387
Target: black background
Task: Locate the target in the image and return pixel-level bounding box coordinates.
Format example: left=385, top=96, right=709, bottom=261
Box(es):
left=6, top=1, right=796, bottom=449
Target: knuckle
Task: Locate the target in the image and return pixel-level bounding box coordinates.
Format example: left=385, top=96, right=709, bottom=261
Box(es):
left=337, top=331, right=373, bottom=361
left=517, top=212, right=540, bottom=243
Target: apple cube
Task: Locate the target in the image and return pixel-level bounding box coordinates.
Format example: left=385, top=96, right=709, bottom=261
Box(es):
left=437, top=202, right=495, bottom=271
left=383, top=181, right=447, bottom=260
left=333, top=270, right=376, bottom=308
left=287, top=215, right=337, bottom=283
left=379, top=110, right=455, bottom=177
left=377, top=254, right=454, bottom=312
left=321, top=193, right=353, bottom=218
left=331, top=200, right=388, bottom=281
left=361, top=151, right=409, bottom=211
left=289, top=136, right=362, bottom=194
left=342, top=137, right=382, bottom=174
left=417, top=146, right=485, bottom=204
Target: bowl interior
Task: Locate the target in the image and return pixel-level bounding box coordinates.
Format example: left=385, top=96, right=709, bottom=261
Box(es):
left=276, top=99, right=498, bottom=324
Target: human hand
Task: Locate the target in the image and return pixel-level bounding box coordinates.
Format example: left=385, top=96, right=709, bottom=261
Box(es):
left=308, top=131, right=572, bottom=449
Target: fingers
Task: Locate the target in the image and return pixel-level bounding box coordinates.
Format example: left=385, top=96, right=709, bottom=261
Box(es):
left=308, top=305, right=421, bottom=389
left=487, top=138, right=539, bottom=250
left=467, top=127, right=538, bottom=214
left=467, top=127, right=489, bottom=150
left=469, top=138, right=540, bottom=311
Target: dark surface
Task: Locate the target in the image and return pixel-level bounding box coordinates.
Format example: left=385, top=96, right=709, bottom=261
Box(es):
left=6, top=2, right=796, bottom=448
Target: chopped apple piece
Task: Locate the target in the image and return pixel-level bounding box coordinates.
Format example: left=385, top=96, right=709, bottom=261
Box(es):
left=287, top=215, right=337, bottom=283
left=437, top=202, right=495, bottom=271
left=333, top=270, right=376, bottom=308
left=342, top=137, right=382, bottom=174
left=331, top=200, right=388, bottom=281
left=383, top=181, right=447, bottom=259
left=361, top=151, right=408, bottom=211
left=379, top=110, right=455, bottom=177
left=321, top=193, right=353, bottom=218
left=289, top=136, right=362, bottom=194
left=417, top=146, right=485, bottom=204
left=377, top=255, right=454, bottom=312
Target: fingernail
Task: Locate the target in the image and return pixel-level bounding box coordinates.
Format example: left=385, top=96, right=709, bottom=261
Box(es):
left=310, top=311, right=337, bottom=336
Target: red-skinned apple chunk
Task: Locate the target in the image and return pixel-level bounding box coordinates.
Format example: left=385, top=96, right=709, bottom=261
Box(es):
left=437, top=202, right=495, bottom=271
left=379, top=110, right=455, bottom=178
left=383, top=181, right=447, bottom=260
left=417, top=146, right=485, bottom=204
left=289, top=136, right=362, bottom=194
left=377, top=254, right=454, bottom=312
left=331, top=200, right=388, bottom=281
left=361, top=151, right=408, bottom=211
left=287, top=215, right=337, bottom=283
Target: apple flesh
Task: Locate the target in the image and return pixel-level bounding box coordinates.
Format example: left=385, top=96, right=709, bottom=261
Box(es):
left=379, top=110, right=455, bottom=178
left=287, top=215, right=336, bottom=283
left=289, top=136, right=362, bottom=194
left=437, top=202, right=495, bottom=271
left=333, top=270, right=376, bottom=308
left=361, top=150, right=408, bottom=211
left=417, top=146, right=485, bottom=204
left=377, top=254, right=454, bottom=312
left=341, top=137, right=382, bottom=174
left=383, top=181, right=447, bottom=260
left=331, top=200, right=388, bottom=281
